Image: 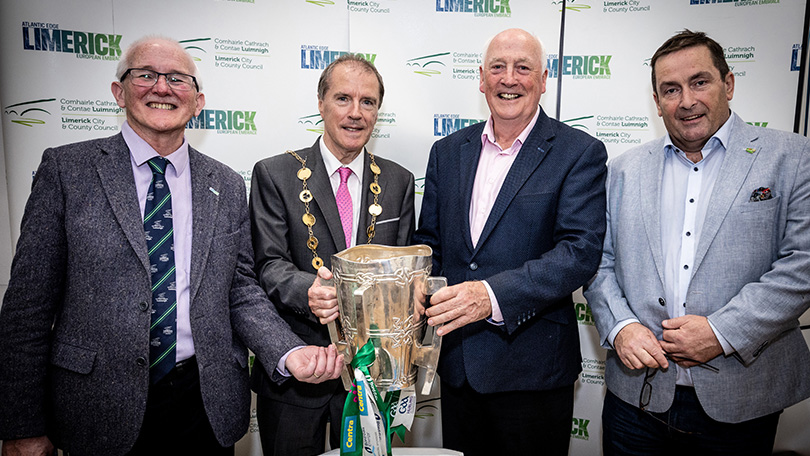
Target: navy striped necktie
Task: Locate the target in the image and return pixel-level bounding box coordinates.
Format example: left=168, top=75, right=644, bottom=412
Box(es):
left=144, top=157, right=177, bottom=384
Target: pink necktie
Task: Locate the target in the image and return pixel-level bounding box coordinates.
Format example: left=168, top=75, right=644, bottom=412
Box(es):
left=336, top=167, right=353, bottom=249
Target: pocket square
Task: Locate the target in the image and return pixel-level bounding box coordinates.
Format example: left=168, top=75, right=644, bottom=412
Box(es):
left=749, top=187, right=772, bottom=202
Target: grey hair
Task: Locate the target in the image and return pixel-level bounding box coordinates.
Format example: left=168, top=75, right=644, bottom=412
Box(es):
left=115, top=35, right=203, bottom=91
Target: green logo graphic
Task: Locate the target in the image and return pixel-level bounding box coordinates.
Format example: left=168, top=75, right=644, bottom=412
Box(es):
left=187, top=109, right=257, bottom=134
left=436, top=0, right=511, bottom=16
left=414, top=177, right=425, bottom=196
left=407, top=52, right=450, bottom=76
left=574, top=302, right=594, bottom=325
left=571, top=417, right=590, bottom=440
left=562, top=116, right=594, bottom=132
left=308, top=0, right=335, bottom=5
left=299, top=113, right=324, bottom=134
left=552, top=0, right=591, bottom=11
left=180, top=37, right=211, bottom=62
left=747, top=121, right=769, bottom=128
left=4, top=98, right=55, bottom=127
left=548, top=55, right=611, bottom=79
left=22, top=22, right=121, bottom=60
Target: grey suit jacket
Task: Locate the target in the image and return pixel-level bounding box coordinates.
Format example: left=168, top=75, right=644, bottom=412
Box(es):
left=0, top=133, right=304, bottom=455
left=249, top=138, right=415, bottom=407
left=584, top=114, right=810, bottom=423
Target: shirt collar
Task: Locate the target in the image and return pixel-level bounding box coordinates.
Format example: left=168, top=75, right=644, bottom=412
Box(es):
left=663, top=110, right=734, bottom=158
left=122, top=121, right=190, bottom=176
left=319, top=136, right=365, bottom=178
left=481, top=106, right=541, bottom=154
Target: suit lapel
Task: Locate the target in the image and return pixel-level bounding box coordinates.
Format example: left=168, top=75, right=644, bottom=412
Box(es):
left=188, top=148, right=220, bottom=303
left=640, top=141, right=666, bottom=286
left=473, top=113, right=550, bottom=253
left=96, top=134, right=150, bottom=273
left=693, top=117, right=759, bottom=272
left=459, top=136, right=481, bottom=253
left=307, top=142, right=347, bottom=250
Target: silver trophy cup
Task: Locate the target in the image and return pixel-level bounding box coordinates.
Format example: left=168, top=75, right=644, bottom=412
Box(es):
left=326, top=244, right=446, bottom=395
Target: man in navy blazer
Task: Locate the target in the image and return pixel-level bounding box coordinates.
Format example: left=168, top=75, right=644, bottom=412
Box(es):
left=413, top=28, right=607, bottom=456
left=584, top=30, right=810, bottom=454
left=0, top=36, right=341, bottom=456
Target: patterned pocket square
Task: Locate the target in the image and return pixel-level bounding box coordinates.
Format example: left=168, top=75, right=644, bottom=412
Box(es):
left=749, top=187, right=772, bottom=202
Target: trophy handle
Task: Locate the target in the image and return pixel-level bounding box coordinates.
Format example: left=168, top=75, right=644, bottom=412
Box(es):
left=414, top=276, right=447, bottom=396
left=322, top=277, right=353, bottom=391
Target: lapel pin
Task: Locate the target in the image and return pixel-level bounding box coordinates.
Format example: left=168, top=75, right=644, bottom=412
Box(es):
left=745, top=148, right=756, bottom=154
left=209, top=187, right=219, bottom=196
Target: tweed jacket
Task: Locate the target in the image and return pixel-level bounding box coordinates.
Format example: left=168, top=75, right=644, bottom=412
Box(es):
left=0, top=133, right=304, bottom=455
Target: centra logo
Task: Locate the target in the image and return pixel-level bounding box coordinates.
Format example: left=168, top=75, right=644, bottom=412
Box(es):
left=574, top=302, right=594, bottom=326
left=342, top=415, right=357, bottom=450
left=571, top=417, right=590, bottom=440
left=187, top=109, right=257, bottom=134
left=4, top=98, right=55, bottom=127
left=299, top=114, right=324, bottom=134
left=436, top=0, right=511, bottom=16
left=301, top=46, right=376, bottom=70
left=548, top=55, right=612, bottom=79
left=407, top=52, right=450, bottom=76
left=433, top=114, right=485, bottom=137
left=22, top=22, right=121, bottom=60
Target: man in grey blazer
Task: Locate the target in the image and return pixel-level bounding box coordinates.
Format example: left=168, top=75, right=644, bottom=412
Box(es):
left=584, top=30, right=810, bottom=454
left=249, top=54, right=414, bottom=455
left=0, top=36, right=341, bottom=456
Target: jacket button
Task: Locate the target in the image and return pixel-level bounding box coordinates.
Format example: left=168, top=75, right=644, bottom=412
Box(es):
left=658, top=297, right=666, bottom=306
left=139, top=301, right=149, bottom=311
left=136, top=357, right=148, bottom=367
left=469, top=262, right=478, bottom=271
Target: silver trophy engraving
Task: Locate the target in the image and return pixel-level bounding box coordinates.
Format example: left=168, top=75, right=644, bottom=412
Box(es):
left=326, top=244, right=446, bottom=395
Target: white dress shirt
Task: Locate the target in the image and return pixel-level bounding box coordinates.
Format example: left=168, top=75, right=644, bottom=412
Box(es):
left=608, top=113, right=737, bottom=386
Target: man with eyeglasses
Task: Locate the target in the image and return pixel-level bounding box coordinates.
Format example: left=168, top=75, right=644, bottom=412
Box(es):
left=584, top=29, right=810, bottom=455
left=0, top=36, right=342, bottom=456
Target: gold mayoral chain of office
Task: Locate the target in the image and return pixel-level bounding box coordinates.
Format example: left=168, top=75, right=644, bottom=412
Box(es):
left=286, top=149, right=383, bottom=271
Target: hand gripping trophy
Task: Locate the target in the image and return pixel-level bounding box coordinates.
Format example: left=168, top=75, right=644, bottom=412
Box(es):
left=325, top=245, right=446, bottom=456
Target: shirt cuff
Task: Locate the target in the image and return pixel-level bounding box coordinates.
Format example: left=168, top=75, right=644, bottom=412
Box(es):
left=707, top=319, right=735, bottom=356
left=483, top=280, right=505, bottom=326
left=607, top=318, right=640, bottom=347
left=276, top=345, right=307, bottom=377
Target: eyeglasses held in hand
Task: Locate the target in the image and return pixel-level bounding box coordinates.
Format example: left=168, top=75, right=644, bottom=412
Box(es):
left=639, top=355, right=718, bottom=411
left=121, top=68, right=199, bottom=92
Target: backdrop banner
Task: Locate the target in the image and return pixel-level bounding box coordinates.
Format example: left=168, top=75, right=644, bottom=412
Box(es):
left=1, top=1, right=808, bottom=454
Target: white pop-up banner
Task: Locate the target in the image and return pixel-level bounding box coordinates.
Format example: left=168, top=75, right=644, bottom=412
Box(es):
left=1, top=1, right=808, bottom=455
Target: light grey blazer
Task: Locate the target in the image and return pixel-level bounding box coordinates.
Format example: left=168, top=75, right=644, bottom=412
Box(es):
left=0, top=133, right=304, bottom=455
left=584, top=114, right=810, bottom=423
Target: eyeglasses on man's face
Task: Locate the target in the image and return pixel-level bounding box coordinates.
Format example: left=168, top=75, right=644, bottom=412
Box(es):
left=121, top=68, right=199, bottom=92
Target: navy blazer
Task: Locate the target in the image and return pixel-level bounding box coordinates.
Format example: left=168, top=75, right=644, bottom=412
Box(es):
left=413, top=107, right=607, bottom=393
left=0, top=134, right=304, bottom=455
